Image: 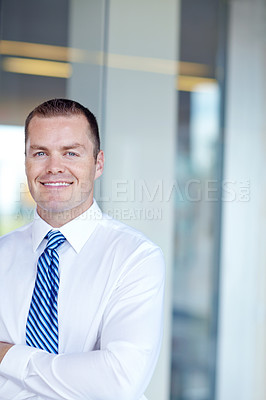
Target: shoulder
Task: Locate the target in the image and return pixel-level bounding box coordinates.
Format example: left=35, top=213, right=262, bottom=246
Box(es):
left=101, top=214, right=155, bottom=242
left=99, top=214, right=164, bottom=260
left=0, top=222, right=33, bottom=247
left=98, top=216, right=165, bottom=287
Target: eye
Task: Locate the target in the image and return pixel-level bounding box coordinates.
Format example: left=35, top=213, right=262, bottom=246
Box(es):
left=35, top=151, right=46, bottom=157
left=66, top=151, right=78, bottom=157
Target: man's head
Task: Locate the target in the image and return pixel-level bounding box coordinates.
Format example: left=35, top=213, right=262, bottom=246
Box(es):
left=25, top=98, right=104, bottom=227
left=25, top=98, right=100, bottom=161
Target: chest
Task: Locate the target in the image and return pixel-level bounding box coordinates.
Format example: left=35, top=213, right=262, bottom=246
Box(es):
left=0, top=245, right=122, bottom=353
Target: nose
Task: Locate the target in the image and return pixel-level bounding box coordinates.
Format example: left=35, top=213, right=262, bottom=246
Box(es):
left=46, top=154, right=65, bottom=174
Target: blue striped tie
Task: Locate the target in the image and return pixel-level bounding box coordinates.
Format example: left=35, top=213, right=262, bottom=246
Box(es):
left=26, top=230, right=66, bottom=353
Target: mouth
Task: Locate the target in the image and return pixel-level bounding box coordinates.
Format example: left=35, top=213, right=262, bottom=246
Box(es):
left=41, top=182, right=73, bottom=187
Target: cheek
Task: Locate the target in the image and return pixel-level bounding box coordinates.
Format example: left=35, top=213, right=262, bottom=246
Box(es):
left=25, top=162, right=32, bottom=179
left=74, top=162, right=96, bottom=182
left=25, top=162, right=40, bottom=182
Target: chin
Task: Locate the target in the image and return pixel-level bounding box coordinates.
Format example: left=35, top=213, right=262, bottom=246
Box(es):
left=38, top=201, right=85, bottom=214
left=38, top=203, right=71, bottom=214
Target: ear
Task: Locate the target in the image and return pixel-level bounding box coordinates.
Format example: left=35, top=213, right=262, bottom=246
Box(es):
left=94, top=150, right=104, bottom=180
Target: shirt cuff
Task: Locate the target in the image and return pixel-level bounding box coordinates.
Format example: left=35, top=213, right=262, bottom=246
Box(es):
left=0, top=344, right=40, bottom=384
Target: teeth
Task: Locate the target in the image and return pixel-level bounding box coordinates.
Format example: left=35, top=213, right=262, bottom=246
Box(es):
left=43, top=182, right=70, bottom=186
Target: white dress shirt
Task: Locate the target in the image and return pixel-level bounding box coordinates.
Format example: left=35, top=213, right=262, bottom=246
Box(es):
left=0, top=201, right=165, bottom=400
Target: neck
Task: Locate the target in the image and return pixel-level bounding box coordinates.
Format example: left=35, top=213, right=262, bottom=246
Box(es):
left=37, top=202, right=93, bottom=227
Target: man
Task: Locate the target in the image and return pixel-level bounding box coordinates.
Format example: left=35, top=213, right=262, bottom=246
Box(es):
left=0, top=99, right=165, bottom=399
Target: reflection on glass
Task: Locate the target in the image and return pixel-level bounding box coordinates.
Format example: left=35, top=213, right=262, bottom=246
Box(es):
left=172, top=84, right=220, bottom=400
left=171, top=0, right=226, bottom=398
left=0, top=125, right=34, bottom=235
left=0, top=0, right=69, bottom=233
left=191, top=84, right=219, bottom=174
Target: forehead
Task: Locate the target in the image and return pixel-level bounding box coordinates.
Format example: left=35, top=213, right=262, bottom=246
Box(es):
left=27, top=114, right=90, bottom=135
left=25, top=115, right=95, bottom=152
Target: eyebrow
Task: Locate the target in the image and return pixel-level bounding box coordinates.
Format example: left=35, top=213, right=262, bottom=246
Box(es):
left=29, top=143, right=85, bottom=151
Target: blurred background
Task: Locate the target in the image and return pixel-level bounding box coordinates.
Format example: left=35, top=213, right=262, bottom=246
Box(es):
left=0, top=0, right=266, bottom=399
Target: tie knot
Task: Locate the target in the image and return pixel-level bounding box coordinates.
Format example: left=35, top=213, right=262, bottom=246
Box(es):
left=46, top=230, right=66, bottom=250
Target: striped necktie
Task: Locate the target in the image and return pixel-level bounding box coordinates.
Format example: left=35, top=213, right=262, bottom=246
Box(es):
left=26, top=230, right=66, bottom=353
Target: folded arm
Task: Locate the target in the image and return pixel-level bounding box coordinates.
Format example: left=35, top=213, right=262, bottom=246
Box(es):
left=0, top=250, right=165, bottom=400
left=0, top=343, right=13, bottom=363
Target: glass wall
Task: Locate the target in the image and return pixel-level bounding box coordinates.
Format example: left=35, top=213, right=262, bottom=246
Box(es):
left=2, top=1, right=266, bottom=399
left=0, top=0, right=106, bottom=234
left=0, top=1, right=232, bottom=399
left=171, top=0, right=227, bottom=399
left=217, top=0, right=266, bottom=398
left=0, top=2, right=176, bottom=398
left=0, top=0, right=70, bottom=233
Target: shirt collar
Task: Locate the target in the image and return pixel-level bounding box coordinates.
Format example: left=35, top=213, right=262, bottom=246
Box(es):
left=32, top=200, right=103, bottom=253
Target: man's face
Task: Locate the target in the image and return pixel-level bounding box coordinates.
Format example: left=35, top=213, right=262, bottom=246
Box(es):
left=25, top=115, right=104, bottom=223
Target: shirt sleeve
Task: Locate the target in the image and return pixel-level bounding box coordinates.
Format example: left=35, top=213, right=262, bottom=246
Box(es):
left=0, top=248, right=165, bottom=400
left=0, top=374, right=37, bottom=399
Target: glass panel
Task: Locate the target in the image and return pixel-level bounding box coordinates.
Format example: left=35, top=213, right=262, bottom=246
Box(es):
left=0, top=125, right=31, bottom=234
left=0, top=0, right=70, bottom=234
left=0, top=0, right=69, bottom=125
left=0, top=0, right=106, bottom=234
left=171, top=0, right=227, bottom=399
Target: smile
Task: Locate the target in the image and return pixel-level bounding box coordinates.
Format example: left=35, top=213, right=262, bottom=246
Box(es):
left=42, top=182, right=72, bottom=187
